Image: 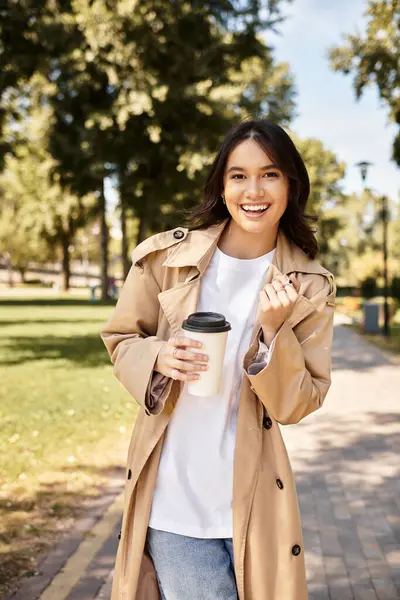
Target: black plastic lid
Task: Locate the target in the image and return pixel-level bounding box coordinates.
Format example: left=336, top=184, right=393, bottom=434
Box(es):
left=182, top=312, right=231, bottom=333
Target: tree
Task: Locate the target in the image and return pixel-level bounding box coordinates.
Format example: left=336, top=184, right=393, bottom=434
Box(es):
left=1, top=0, right=296, bottom=286
left=0, top=104, right=95, bottom=290
left=290, top=134, right=347, bottom=272
left=0, top=192, right=51, bottom=285
left=0, top=1, right=83, bottom=168
left=44, top=0, right=297, bottom=279
left=329, top=0, right=400, bottom=165
left=326, top=188, right=400, bottom=287
left=0, top=1, right=112, bottom=297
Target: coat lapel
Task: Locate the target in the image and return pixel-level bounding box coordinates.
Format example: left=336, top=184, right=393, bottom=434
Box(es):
left=158, top=221, right=226, bottom=335
left=158, top=217, right=325, bottom=341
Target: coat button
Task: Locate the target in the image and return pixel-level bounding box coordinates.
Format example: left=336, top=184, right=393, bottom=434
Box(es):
left=173, top=229, right=184, bottom=239
left=127, top=469, right=132, bottom=480
left=263, top=416, right=272, bottom=429
left=276, top=478, right=284, bottom=489
left=292, top=544, right=301, bottom=556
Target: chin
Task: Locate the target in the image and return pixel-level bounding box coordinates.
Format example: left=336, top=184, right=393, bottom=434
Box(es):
left=240, top=220, right=266, bottom=232
left=234, top=212, right=274, bottom=233
left=231, top=204, right=284, bottom=234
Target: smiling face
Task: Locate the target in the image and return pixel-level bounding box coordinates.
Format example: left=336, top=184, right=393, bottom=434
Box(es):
left=222, top=139, right=289, bottom=236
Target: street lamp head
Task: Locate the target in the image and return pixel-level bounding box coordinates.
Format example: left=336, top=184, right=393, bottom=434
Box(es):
left=355, top=160, right=374, bottom=184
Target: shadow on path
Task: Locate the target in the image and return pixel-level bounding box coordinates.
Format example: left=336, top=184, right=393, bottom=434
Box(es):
left=331, top=324, right=397, bottom=372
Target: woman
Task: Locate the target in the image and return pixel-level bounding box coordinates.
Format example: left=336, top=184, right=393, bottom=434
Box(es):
left=101, top=119, right=336, bottom=600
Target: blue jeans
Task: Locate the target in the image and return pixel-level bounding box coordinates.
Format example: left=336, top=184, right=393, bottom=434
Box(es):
left=145, top=527, right=239, bottom=600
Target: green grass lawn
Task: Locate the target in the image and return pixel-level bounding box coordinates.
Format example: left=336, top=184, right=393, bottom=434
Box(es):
left=352, top=321, right=400, bottom=357
left=0, top=294, right=136, bottom=595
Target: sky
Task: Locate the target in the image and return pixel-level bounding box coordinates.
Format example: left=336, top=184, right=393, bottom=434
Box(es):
left=269, top=0, right=400, bottom=202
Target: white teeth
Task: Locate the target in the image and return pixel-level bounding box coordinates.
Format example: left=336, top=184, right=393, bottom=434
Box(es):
left=241, top=204, right=268, bottom=211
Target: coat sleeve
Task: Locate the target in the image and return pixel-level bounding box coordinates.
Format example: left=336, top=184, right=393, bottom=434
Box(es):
left=100, top=258, right=173, bottom=416
left=145, top=372, right=171, bottom=413
left=245, top=274, right=336, bottom=425
left=247, top=337, right=276, bottom=374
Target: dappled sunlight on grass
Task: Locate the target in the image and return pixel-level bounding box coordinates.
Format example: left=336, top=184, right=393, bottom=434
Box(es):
left=0, top=297, right=136, bottom=595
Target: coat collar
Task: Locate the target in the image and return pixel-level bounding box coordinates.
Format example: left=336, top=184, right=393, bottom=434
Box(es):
left=158, top=217, right=330, bottom=361
left=162, top=217, right=330, bottom=277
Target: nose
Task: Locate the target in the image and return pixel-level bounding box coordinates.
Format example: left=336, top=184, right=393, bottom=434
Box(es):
left=245, top=177, right=264, bottom=198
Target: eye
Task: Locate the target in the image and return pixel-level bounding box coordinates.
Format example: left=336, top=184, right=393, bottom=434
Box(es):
left=230, top=172, right=280, bottom=180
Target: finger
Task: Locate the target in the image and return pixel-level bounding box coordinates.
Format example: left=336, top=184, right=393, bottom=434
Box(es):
left=271, top=279, right=291, bottom=306
left=274, top=275, right=298, bottom=300
left=172, top=347, right=209, bottom=363
left=168, top=348, right=208, bottom=372
left=271, top=278, right=285, bottom=292
left=168, top=336, right=203, bottom=349
left=171, top=368, right=201, bottom=382
left=264, top=283, right=281, bottom=308
left=274, top=274, right=290, bottom=285
left=171, top=356, right=209, bottom=372
left=259, top=289, right=272, bottom=311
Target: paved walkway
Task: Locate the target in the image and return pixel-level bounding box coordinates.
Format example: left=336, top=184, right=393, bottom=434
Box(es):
left=6, top=314, right=400, bottom=600
left=283, top=313, right=400, bottom=600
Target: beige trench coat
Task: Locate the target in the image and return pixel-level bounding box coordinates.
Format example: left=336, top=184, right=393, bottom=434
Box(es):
left=101, top=217, right=336, bottom=600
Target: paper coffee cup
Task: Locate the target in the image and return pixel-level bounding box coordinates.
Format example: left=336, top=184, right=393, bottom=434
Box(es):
left=181, top=312, right=231, bottom=397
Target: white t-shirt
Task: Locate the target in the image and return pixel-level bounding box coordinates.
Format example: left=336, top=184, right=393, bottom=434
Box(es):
left=148, top=244, right=276, bottom=538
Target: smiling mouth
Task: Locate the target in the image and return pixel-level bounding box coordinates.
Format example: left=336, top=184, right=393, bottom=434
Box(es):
left=240, top=204, right=270, bottom=215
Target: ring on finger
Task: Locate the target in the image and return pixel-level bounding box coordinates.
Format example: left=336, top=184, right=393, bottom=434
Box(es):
left=173, top=346, right=179, bottom=360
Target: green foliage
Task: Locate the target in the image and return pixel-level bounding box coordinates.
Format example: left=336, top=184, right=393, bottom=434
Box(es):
left=389, top=202, right=400, bottom=261
left=324, top=187, right=400, bottom=287
left=0, top=104, right=96, bottom=285
left=294, top=136, right=346, bottom=214
left=1, top=0, right=300, bottom=290
left=2, top=0, right=365, bottom=288
left=329, top=0, right=400, bottom=165
left=44, top=0, right=297, bottom=234
left=289, top=134, right=347, bottom=271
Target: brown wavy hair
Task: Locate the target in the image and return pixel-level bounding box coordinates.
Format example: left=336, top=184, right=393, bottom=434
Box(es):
left=181, top=119, right=319, bottom=259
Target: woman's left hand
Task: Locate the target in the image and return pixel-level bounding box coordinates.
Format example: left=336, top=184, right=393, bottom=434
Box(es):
left=258, top=274, right=301, bottom=340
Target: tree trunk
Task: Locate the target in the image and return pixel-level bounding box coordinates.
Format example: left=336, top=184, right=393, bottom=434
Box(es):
left=6, top=253, right=14, bottom=287
left=100, top=178, right=109, bottom=301
left=61, top=235, right=71, bottom=291
left=18, top=267, right=26, bottom=284
left=120, top=198, right=130, bottom=280
left=118, top=162, right=130, bottom=281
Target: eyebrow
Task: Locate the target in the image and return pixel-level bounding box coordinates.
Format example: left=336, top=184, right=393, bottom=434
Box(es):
left=226, top=163, right=278, bottom=174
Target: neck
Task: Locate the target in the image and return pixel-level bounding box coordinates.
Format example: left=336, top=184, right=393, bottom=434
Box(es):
left=217, top=219, right=278, bottom=259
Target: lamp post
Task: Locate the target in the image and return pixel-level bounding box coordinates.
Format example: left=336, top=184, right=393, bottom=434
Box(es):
left=355, top=161, right=373, bottom=184
left=355, top=161, right=390, bottom=337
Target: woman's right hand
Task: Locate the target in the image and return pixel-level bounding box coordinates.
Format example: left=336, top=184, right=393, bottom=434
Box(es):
left=154, top=335, right=209, bottom=382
